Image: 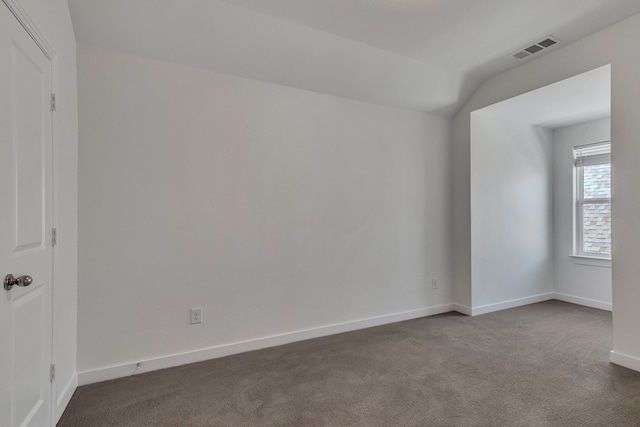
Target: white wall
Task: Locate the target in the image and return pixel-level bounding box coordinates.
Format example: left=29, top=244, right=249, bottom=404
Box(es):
left=553, top=118, right=612, bottom=309
left=76, top=44, right=453, bottom=382
left=471, top=115, right=554, bottom=311
left=11, top=0, right=79, bottom=420
left=453, top=12, right=640, bottom=372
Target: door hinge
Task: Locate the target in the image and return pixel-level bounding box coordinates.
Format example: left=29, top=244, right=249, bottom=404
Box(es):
left=51, top=93, right=56, bottom=112
left=50, top=364, right=55, bottom=382
left=52, top=228, right=57, bottom=247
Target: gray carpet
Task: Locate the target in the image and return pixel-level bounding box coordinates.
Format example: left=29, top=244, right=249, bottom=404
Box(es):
left=58, top=301, right=640, bottom=426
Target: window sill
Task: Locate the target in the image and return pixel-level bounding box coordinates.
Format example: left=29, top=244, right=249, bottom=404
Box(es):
left=570, top=255, right=611, bottom=268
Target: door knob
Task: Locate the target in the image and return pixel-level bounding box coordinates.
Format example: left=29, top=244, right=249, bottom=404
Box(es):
left=4, top=274, right=33, bottom=291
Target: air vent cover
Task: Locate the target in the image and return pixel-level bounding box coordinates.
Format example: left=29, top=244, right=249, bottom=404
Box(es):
left=525, top=44, right=543, bottom=54
left=538, top=38, right=558, bottom=48
left=512, top=35, right=561, bottom=60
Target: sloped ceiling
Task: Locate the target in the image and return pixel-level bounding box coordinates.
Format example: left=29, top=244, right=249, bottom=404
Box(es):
left=68, top=0, right=640, bottom=114
left=476, top=65, right=611, bottom=129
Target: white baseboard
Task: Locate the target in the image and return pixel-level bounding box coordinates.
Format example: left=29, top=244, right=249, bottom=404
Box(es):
left=55, top=373, right=77, bottom=423
left=78, top=304, right=454, bottom=386
left=553, top=292, right=612, bottom=311
left=76, top=294, right=618, bottom=386
left=610, top=350, right=640, bottom=373
left=452, top=304, right=472, bottom=316
left=455, top=292, right=610, bottom=316
left=470, top=293, right=555, bottom=316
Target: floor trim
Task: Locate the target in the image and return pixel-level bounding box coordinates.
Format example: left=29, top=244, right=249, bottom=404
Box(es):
left=77, top=295, right=616, bottom=386
left=452, top=303, right=472, bottom=316
left=78, top=304, right=454, bottom=385
left=610, top=350, right=640, bottom=373
left=471, top=293, right=555, bottom=316
left=55, top=373, right=77, bottom=423
left=553, top=292, right=612, bottom=311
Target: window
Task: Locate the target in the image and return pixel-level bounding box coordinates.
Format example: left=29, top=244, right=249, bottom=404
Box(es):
left=574, top=142, right=611, bottom=259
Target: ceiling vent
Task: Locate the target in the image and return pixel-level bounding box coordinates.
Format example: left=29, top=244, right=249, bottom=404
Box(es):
left=512, top=36, right=561, bottom=60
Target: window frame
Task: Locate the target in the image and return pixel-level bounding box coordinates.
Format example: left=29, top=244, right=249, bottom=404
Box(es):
left=574, top=141, right=611, bottom=260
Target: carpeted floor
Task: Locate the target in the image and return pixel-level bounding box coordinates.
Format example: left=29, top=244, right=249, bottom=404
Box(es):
left=58, top=301, right=640, bottom=426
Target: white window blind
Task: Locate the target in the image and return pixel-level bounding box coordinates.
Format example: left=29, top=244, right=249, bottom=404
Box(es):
left=574, top=141, right=611, bottom=167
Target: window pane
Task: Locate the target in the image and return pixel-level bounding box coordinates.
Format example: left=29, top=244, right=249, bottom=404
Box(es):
left=582, top=202, right=612, bottom=255
left=583, top=164, right=611, bottom=199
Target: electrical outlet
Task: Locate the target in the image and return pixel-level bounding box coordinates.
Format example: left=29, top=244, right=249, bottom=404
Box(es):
left=190, top=308, right=202, bottom=324
left=432, top=278, right=439, bottom=290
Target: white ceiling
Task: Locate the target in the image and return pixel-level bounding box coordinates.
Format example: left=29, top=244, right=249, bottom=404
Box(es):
left=68, top=0, right=640, bottom=114
left=220, top=0, right=637, bottom=68
left=474, top=65, right=611, bottom=129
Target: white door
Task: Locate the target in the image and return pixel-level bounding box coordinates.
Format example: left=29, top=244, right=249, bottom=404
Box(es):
left=0, top=3, right=54, bottom=427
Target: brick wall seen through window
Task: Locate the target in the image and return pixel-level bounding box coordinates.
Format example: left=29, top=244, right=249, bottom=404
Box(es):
left=581, top=164, right=611, bottom=255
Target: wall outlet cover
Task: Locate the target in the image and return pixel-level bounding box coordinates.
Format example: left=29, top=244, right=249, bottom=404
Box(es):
left=190, top=308, right=202, bottom=324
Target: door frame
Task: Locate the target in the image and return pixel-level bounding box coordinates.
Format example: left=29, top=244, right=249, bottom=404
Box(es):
left=2, top=1, right=58, bottom=425
left=2, top=1, right=55, bottom=60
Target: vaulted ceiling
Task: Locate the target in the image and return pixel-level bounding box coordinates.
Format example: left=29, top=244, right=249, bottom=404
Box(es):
left=68, top=0, right=640, bottom=114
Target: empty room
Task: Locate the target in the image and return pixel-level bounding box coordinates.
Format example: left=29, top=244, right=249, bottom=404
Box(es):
left=1, top=0, right=640, bottom=426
